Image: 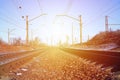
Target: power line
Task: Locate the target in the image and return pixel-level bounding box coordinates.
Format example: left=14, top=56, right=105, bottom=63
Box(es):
left=0, top=11, right=21, bottom=25
left=0, top=30, right=7, bottom=34
left=109, top=16, right=120, bottom=23
left=36, top=0, right=43, bottom=13
left=53, top=0, right=73, bottom=24
left=105, top=16, right=120, bottom=32
left=11, top=0, right=23, bottom=16
left=83, top=1, right=120, bottom=27
left=101, top=1, right=120, bottom=15
left=24, top=13, right=47, bottom=44
left=64, top=0, right=73, bottom=14
left=0, top=0, right=25, bottom=31
left=107, top=7, right=120, bottom=15
left=0, top=16, right=25, bottom=30
left=17, top=0, right=22, bottom=6
left=56, top=14, right=83, bottom=43
left=11, top=0, right=19, bottom=10
left=29, top=13, right=47, bottom=22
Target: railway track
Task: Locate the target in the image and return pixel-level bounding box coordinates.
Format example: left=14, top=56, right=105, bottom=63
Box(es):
left=60, top=47, right=120, bottom=72
left=0, top=48, right=46, bottom=76
left=0, top=47, right=117, bottom=80
left=0, top=50, right=38, bottom=64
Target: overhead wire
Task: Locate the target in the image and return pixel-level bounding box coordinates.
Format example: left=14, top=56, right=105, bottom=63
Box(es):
left=53, top=0, right=74, bottom=24
left=36, top=0, right=43, bottom=13
left=109, top=16, right=120, bottom=23
left=107, top=7, right=120, bottom=16
left=83, top=1, right=120, bottom=27
left=30, top=0, right=47, bottom=31
left=1, top=0, right=26, bottom=30
left=0, top=11, right=21, bottom=25
left=64, top=0, right=73, bottom=14
left=0, top=16, right=25, bottom=30
left=11, top=0, right=22, bottom=17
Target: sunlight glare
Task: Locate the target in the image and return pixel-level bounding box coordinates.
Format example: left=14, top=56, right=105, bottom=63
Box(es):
left=49, top=23, right=66, bottom=46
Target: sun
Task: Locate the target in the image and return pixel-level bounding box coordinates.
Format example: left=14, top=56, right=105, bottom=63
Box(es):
left=37, top=16, right=72, bottom=46
left=47, top=23, right=67, bottom=46
left=37, top=22, right=73, bottom=46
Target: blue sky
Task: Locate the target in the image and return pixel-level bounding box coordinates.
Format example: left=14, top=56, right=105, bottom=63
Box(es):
left=0, top=0, right=120, bottom=45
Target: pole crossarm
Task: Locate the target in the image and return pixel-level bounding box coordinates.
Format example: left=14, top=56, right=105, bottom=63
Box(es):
left=105, top=16, right=120, bottom=31
left=25, top=13, right=47, bottom=44
left=8, top=28, right=15, bottom=44
left=56, top=14, right=82, bottom=44
left=28, top=13, right=47, bottom=22
left=109, top=24, right=120, bottom=25
left=9, top=28, right=16, bottom=33
left=56, top=14, right=79, bottom=22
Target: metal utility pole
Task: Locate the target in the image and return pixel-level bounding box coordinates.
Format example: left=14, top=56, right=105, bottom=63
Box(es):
left=88, top=35, right=89, bottom=41
left=31, top=29, right=33, bottom=41
left=72, top=23, right=74, bottom=44
left=105, top=16, right=108, bottom=32
left=8, top=29, right=10, bottom=44
left=24, top=14, right=47, bottom=45
left=8, top=28, right=15, bottom=44
left=26, top=16, right=29, bottom=44
left=51, top=36, right=53, bottom=46
left=56, top=14, right=83, bottom=44
left=105, top=16, right=120, bottom=32
left=80, top=15, right=82, bottom=44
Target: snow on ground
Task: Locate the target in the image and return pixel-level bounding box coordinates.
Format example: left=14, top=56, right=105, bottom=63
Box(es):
left=70, top=43, right=119, bottom=51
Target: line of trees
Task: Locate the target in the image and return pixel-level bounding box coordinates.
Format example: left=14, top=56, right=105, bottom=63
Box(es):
left=0, top=38, right=7, bottom=46
left=0, top=37, right=42, bottom=47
